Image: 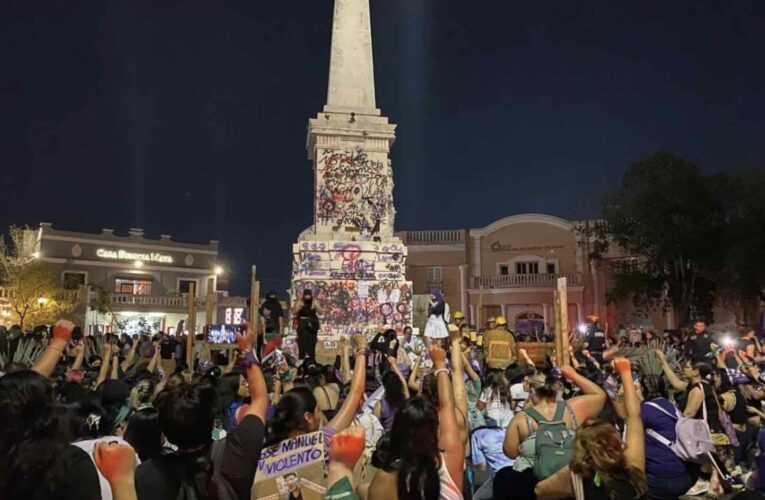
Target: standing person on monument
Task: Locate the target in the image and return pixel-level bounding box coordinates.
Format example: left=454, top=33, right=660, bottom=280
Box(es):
left=293, top=289, right=321, bottom=360
left=483, top=316, right=517, bottom=370
left=259, top=291, right=284, bottom=357
left=424, top=291, right=450, bottom=348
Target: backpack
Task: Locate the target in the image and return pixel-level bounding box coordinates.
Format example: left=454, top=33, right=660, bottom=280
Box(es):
left=524, top=401, right=575, bottom=480
left=644, top=400, right=715, bottom=463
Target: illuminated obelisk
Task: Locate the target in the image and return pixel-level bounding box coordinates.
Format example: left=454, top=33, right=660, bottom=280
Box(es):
left=290, top=0, right=412, bottom=337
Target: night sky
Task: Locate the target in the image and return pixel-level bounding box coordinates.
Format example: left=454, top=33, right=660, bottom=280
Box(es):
left=2, top=1, right=764, bottom=296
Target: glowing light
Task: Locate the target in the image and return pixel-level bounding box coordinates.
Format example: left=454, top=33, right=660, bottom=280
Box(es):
left=32, top=252, right=40, bottom=259
left=134, top=260, right=143, bottom=268
left=215, top=266, right=224, bottom=275
left=578, top=324, right=587, bottom=334
left=37, top=296, right=48, bottom=306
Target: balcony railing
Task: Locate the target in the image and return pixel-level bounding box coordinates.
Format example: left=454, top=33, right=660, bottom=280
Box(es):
left=109, top=293, right=188, bottom=309
left=398, top=230, right=466, bottom=245
left=473, top=273, right=581, bottom=289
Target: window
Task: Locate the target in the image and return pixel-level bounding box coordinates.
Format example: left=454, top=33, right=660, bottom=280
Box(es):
left=115, top=279, right=152, bottom=295
left=515, top=261, right=539, bottom=274
left=179, top=279, right=198, bottom=296
left=546, top=262, right=556, bottom=274
left=62, top=271, right=86, bottom=290
left=499, top=265, right=509, bottom=276
left=427, top=267, right=443, bottom=284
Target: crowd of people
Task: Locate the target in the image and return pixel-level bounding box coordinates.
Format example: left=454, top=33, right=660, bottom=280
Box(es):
left=2, top=306, right=765, bottom=500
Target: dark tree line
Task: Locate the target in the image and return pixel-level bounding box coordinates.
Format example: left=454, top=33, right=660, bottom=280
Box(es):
left=583, top=152, right=765, bottom=327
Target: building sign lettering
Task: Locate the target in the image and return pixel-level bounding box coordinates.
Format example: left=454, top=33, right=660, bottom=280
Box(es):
left=96, top=248, right=174, bottom=264
left=490, top=242, right=565, bottom=253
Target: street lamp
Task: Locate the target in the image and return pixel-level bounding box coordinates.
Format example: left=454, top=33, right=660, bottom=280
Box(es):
left=214, top=266, right=224, bottom=275
left=37, top=296, right=48, bottom=309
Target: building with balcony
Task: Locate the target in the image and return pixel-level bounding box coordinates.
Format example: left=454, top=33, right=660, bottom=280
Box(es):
left=398, top=214, right=615, bottom=335
left=23, top=223, right=247, bottom=336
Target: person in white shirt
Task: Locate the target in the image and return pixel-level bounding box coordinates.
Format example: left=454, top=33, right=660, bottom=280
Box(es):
left=477, top=369, right=513, bottom=428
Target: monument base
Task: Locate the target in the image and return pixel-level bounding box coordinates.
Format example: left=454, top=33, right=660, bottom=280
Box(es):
left=291, top=237, right=412, bottom=338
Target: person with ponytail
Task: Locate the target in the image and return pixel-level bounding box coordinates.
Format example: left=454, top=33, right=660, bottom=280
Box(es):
left=368, top=344, right=464, bottom=500
left=267, top=333, right=368, bottom=456
left=374, top=360, right=410, bottom=431
left=535, top=358, right=646, bottom=500
left=134, top=324, right=269, bottom=500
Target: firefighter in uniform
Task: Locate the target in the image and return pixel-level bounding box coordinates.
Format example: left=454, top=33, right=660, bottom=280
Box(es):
left=482, top=316, right=517, bottom=370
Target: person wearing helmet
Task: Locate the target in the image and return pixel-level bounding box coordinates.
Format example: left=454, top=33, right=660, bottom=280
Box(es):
left=453, top=311, right=471, bottom=341
left=482, top=315, right=517, bottom=370
left=582, top=314, right=608, bottom=364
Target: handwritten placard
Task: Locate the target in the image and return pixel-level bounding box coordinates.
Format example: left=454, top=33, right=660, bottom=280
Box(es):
left=252, top=431, right=326, bottom=500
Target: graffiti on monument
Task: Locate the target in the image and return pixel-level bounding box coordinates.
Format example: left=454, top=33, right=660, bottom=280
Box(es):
left=293, top=280, right=412, bottom=336
left=316, top=149, right=393, bottom=234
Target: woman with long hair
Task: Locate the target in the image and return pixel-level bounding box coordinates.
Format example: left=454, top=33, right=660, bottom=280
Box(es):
left=477, top=368, right=512, bottom=428
left=369, top=345, right=464, bottom=499
left=313, top=364, right=342, bottom=421
left=374, top=366, right=410, bottom=431
left=639, top=373, right=698, bottom=498
left=124, top=407, right=165, bottom=462
left=535, top=358, right=646, bottom=499
left=0, top=370, right=100, bottom=499
left=267, top=333, right=367, bottom=453
left=500, top=365, right=607, bottom=500
left=214, top=371, right=248, bottom=431
left=657, top=351, right=735, bottom=495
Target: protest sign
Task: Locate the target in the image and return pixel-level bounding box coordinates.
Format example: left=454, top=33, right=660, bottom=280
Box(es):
left=252, top=431, right=326, bottom=500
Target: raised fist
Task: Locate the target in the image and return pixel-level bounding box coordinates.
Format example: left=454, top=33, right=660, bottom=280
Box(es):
left=352, top=332, right=367, bottom=352
left=52, top=320, right=75, bottom=342
left=93, top=442, right=136, bottom=485
left=612, top=357, right=632, bottom=376
left=328, top=426, right=366, bottom=468
left=429, top=345, right=447, bottom=367
left=560, top=365, right=577, bottom=381
left=236, top=331, right=252, bottom=352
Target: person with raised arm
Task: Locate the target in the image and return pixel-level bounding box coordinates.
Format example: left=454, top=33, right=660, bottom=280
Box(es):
left=32, top=319, right=74, bottom=377
left=369, top=345, right=464, bottom=500
left=93, top=442, right=138, bottom=500
left=534, top=358, right=646, bottom=500
left=220, top=326, right=270, bottom=499
left=499, top=364, right=607, bottom=499
left=266, top=333, right=367, bottom=453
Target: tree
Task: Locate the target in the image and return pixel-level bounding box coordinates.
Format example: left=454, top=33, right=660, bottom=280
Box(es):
left=715, top=170, right=765, bottom=317
left=0, top=226, right=77, bottom=329
left=586, top=152, right=726, bottom=326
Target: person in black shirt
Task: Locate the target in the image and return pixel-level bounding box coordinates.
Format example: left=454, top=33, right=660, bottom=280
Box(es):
left=0, top=370, right=101, bottom=500
left=292, top=289, right=321, bottom=360
left=582, top=315, right=608, bottom=364
left=683, top=320, right=716, bottom=363
left=258, top=291, right=284, bottom=357
left=135, top=329, right=268, bottom=500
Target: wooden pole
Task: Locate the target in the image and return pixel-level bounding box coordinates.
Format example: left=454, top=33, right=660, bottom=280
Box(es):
left=205, top=277, right=215, bottom=327
left=249, top=266, right=260, bottom=343
left=555, top=277, right=570, bottom=366
left=186, top=282, right=196, bottom=370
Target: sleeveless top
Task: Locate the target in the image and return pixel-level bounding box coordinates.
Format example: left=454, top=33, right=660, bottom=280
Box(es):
left=727, top=389, right=748, bottom=425
left=690, top=382, right=724, bottom=433
left=437, top=453, right=463, bottom=500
